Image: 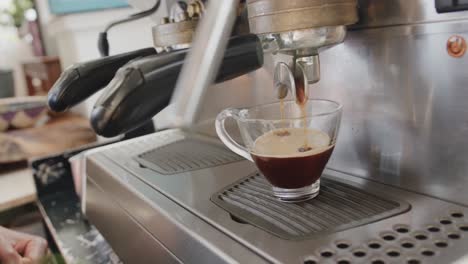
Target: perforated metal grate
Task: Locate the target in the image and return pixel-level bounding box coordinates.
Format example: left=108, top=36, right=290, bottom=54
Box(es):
left=211, top=173, right=410, bottom=240
left=304, top=211, right=468, bottom=264
left=135, top=139, right=242, bottom=175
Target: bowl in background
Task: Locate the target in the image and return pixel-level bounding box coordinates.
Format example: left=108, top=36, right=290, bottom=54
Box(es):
left=0, top=96, right=48, bottom=132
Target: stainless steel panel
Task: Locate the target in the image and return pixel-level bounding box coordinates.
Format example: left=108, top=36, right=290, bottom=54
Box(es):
left=86, top=132, right=269, bottom=264
left=87, top=130, right=468, bottom=263
left=170, top=0, right=240, bottom=126
left=90, top=1, right=468, bottom=262
left=86, top=179, right=181, bottom=264
left=211, top=173, right=410, bottom=240
left=353, top=0, right=468, bottom=28
left=186, top=19, right=468, bottom=206
left=307, top=20, right=468, bottom=206
left=135, top=138, right=242, bottom=174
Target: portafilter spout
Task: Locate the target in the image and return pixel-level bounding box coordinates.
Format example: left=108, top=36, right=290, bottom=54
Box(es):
left=247, top=0, right=357, bottom=100
left=274, top=54, right=319, bottom=104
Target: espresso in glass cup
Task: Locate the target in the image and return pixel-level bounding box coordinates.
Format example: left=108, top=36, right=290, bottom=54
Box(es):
left=215, top=99, right=342, bottom=202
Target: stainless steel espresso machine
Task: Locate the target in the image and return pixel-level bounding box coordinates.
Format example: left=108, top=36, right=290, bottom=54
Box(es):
left=48, top=0, right=468, bottom=263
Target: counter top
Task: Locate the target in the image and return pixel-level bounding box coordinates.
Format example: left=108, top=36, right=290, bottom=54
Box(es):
left=0, top=168, right=36, bottom=212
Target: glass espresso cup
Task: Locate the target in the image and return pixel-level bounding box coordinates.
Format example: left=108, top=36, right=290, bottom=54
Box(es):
left=215, top=99, right=342, bottom=202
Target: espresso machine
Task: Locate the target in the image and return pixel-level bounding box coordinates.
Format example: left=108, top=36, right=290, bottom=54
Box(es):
left=48, top=0, right=468, bottom=263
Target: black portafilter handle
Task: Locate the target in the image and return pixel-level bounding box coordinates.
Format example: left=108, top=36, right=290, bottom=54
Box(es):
left=91, top=34, right=263, bottom=137
left=47, top=47, right=156, bottom=112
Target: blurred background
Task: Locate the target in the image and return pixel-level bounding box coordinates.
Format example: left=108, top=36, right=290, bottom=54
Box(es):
left=0, top=0, right=155, bottom=102
left=0, top=1, right=159, bottom=262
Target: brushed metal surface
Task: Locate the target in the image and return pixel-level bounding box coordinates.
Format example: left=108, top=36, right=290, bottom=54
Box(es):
left=152, top=20, right=197, bottom=47
left=312, top=20, right=468, bottom=206
left=353, top=0, right=468, bottom=29
left=247, top=0, right=358, bottom=34
left=170, top=0, right=240, bottom=127
left=211, top=173, right=409, bottom=240
left=86, top=179, right=182, bottom=264
left=135, top=138, right=242, bottom=174
left=86, top=129, right=468, bottom=263
left=185, top=15, right=468, bottom=206
left=91, top=1, right=468, bottom=262
left=87, top=130, right=269, bottom=264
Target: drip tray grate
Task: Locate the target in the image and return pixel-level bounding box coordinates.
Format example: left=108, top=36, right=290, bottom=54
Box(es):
left=135, top=139, right=243, bottom=175
left=211, top=173, right=410, bottom=240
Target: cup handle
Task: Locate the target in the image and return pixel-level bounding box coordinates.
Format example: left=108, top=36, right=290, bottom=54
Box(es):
left=215, top=108, right=253, bottom=161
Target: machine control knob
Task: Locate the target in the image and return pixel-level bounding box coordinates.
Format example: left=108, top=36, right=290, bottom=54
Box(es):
left=447, top=35, right=466, bottom=58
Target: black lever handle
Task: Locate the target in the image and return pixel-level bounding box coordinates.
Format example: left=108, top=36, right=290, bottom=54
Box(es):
left=91, top=34, right=263, bottom=137
left=47, top=47, right=156, bottom=112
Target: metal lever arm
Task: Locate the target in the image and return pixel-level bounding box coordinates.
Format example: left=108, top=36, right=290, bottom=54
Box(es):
left=91, top=34, right=263, bottom=137
left=47, top=47, right=156, bottom=112
left=170, top=0, right=241, bottom=127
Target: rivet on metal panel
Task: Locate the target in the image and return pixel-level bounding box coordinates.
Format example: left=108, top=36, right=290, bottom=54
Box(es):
left=400, top=240, right=415, bottom=249
left=335, top=240, right=351, bottom=249
left=413, top=232, right=428, bottom=240
left=420, top=248, right=435, bottom=257
left=407, top=259, right=421, bottom=264
left=447, top=35, right=466, bottom=58
left=434, top=240, right=448, bottom=248
left=368, top=241, right=382, bottom=249
left=451, top=212, right=464, bottom=218
left=303, top=259, right=317, bottom=264
left=394, top=224, right=410, bottom=233
left=381, top=231, right=397, bottom=241
left=447, top=233, right=461, bottom=239
left=337, top=259, right=351, bottom=264
left=427, top=225, right=441, bottom=232
left=319, top=250, right=334, bottom=258
left=386, top=248, right=401, bottom=257
left=440, top=218, right=453, bottom=225
left=352, top=249, right=367, bottom=257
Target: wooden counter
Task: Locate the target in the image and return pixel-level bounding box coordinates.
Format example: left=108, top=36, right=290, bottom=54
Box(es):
left=0, top=168, right=36, bottom=212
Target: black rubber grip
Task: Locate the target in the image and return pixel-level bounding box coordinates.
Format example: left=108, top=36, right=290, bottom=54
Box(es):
left=98, top=32, right=110, bottom=57
left=91, top=34, right=263, bottom=137
left=47, top=47, right=156, bottom=112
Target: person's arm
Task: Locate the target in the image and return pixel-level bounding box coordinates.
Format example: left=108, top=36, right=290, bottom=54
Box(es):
left=0, top=226, right=48, bottom=264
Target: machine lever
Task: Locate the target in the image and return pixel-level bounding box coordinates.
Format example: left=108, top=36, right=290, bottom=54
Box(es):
left=47, top=47, right=157, bottom=112
left=91, top=34, right=263, bottom=137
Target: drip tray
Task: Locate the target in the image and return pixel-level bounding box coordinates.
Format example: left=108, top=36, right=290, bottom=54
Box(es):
left=135, top=139, right=243, bottom=175
left=211, top=173, right=410, bottom=240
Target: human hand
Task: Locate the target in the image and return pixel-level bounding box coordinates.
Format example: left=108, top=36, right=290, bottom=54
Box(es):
left=0, top=226, right=48, bottom=264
